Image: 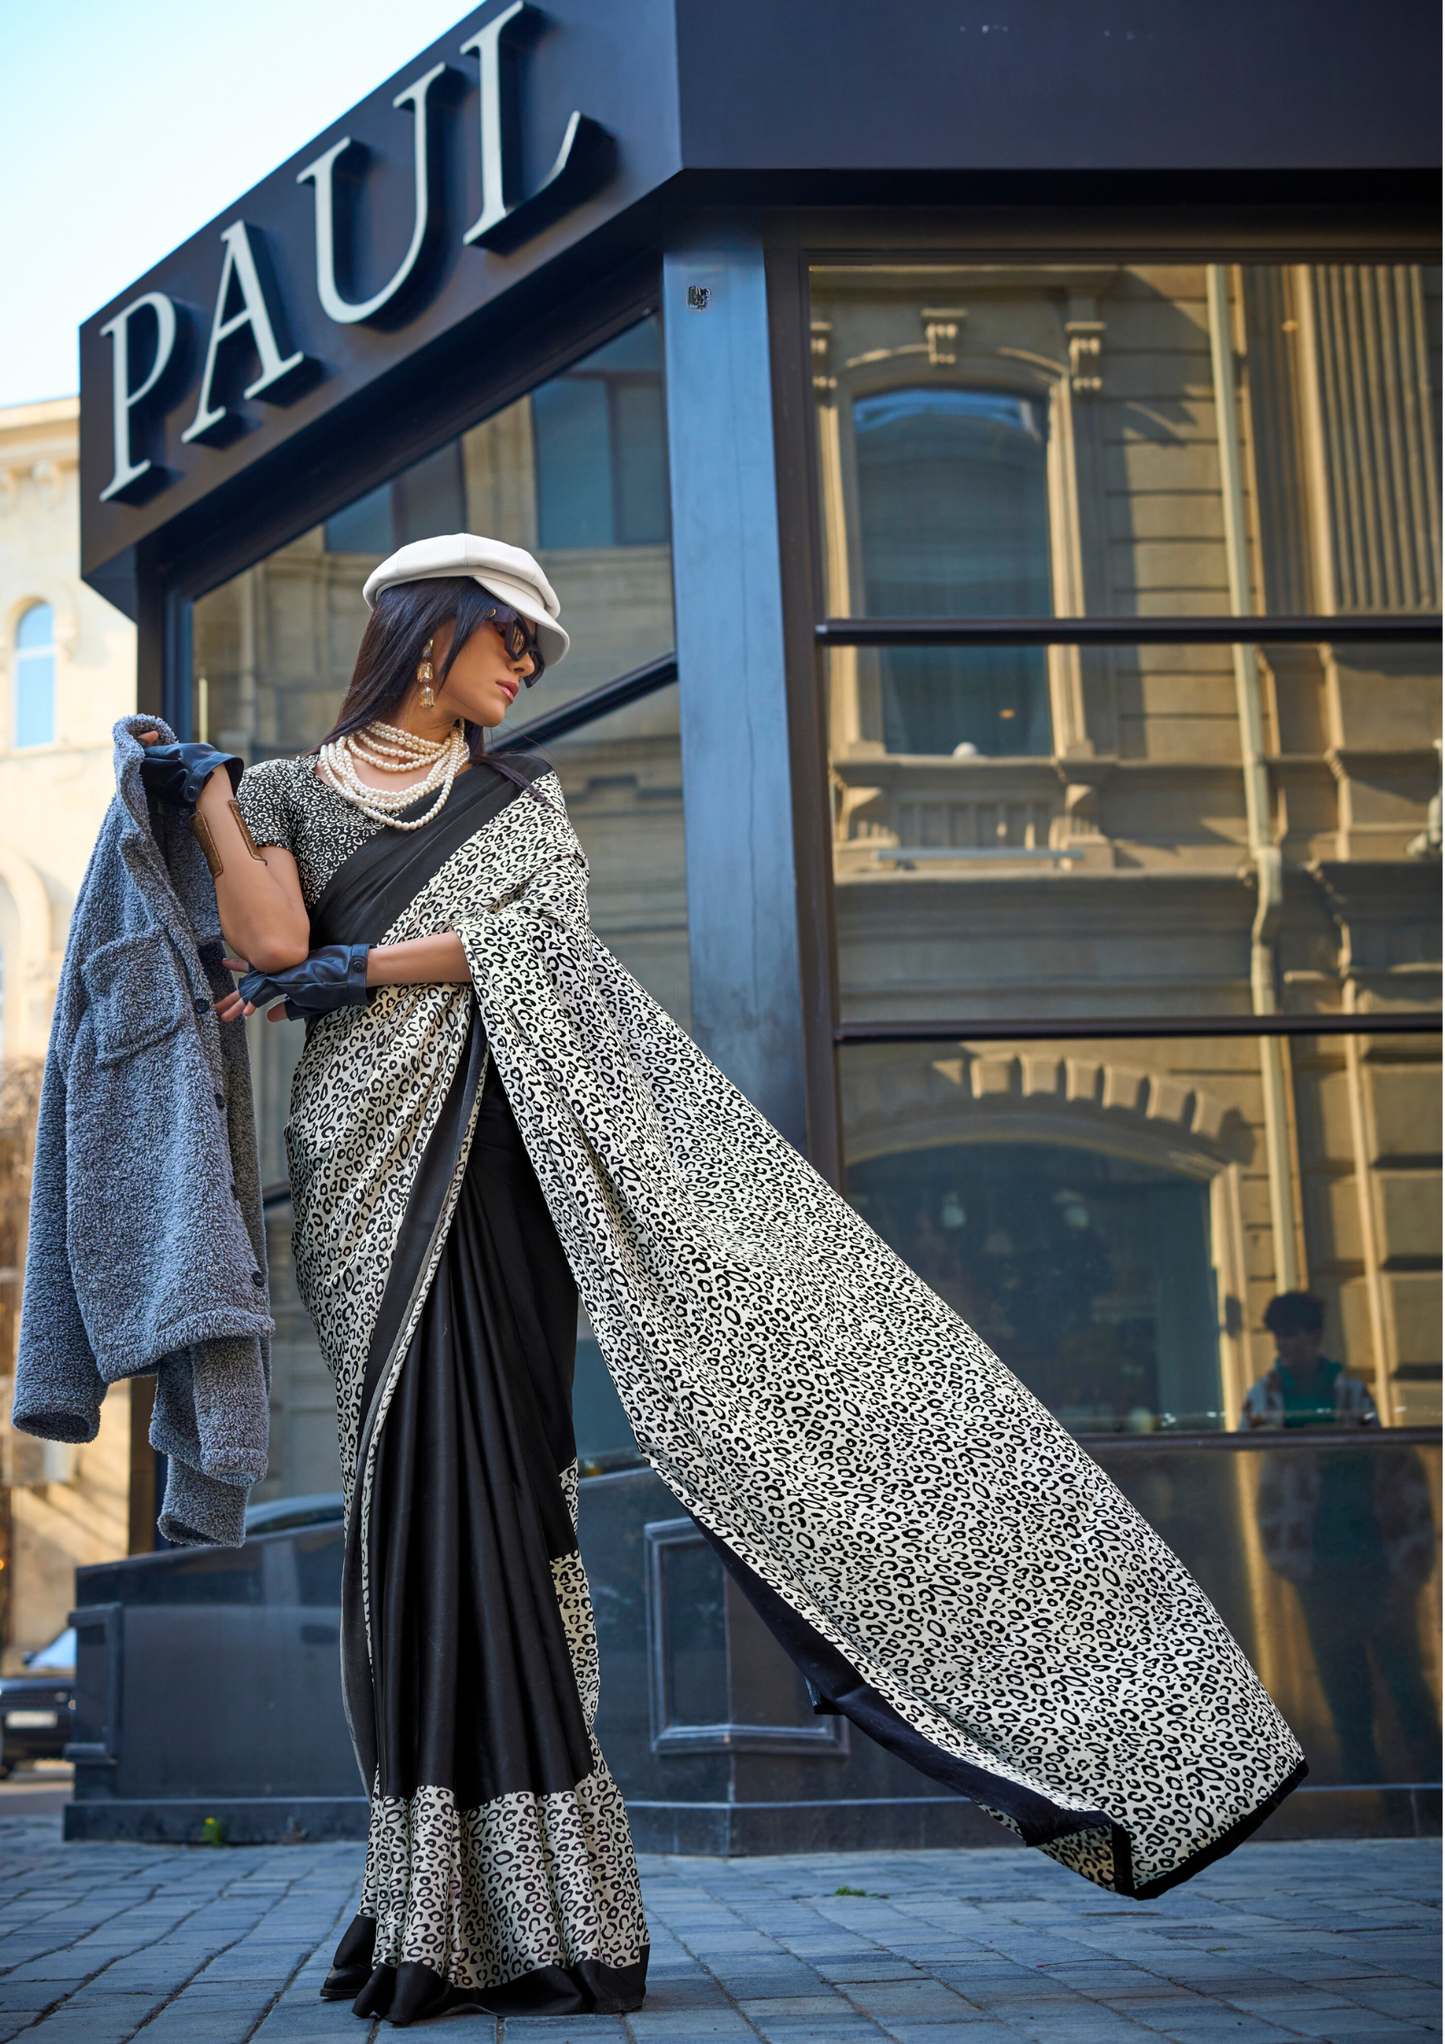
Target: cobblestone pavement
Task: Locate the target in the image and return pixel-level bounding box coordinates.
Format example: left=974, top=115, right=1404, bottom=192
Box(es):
left=0, top=1818, right=1436, bottom=2043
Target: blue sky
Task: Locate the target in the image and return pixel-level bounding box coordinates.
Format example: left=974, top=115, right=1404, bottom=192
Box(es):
left=0, top=0, right=470, bottom=408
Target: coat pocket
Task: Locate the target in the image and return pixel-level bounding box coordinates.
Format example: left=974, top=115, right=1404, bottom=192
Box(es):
left=82, top=930, right=190, bottom=1066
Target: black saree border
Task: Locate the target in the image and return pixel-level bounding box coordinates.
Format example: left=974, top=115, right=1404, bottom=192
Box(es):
left=1124, top=1756, right=1309, bottom=1900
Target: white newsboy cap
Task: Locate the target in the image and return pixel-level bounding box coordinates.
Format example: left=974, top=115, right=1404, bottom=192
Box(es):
left=362, top=533, right=569, bottom=667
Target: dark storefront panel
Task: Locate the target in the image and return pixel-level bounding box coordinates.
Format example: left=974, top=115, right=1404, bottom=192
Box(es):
left=68, top=1433, right=1441, bottom=1842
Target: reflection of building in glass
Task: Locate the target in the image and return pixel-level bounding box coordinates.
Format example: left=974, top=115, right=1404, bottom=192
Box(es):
left=849, top=1139, right=1218, bottom=1430
left=817, top=264, right=1441, bottom=1430
left=853, top=387, right=1053, bottom=755
left=191, top=319, right=682, bottom=1505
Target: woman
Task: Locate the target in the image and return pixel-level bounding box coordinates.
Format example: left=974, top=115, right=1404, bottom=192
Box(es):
left=172, top=532, right=1302, bottom=2027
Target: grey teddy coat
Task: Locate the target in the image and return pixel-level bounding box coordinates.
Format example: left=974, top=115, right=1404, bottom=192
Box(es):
left=13, top=716, right=272, bottom=1547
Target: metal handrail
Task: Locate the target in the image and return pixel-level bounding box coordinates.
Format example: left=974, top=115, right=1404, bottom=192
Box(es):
left=836, top=1014, right=1442, bottom=1045
left=817, top=615, right=1443, bottom=648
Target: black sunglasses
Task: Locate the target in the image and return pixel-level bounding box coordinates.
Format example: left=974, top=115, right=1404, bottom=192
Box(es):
left=481, top=601, right=546, bottom=685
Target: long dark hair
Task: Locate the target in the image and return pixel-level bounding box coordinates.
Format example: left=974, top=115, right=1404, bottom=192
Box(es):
left=312, top=576, right=552, bottom=806
left=312, top=577, right=507, bottom=763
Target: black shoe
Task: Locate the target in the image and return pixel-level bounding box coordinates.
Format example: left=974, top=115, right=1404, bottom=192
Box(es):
left=319, top=1962, right=371, bottom=2001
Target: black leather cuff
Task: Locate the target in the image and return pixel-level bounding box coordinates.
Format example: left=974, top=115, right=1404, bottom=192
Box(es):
left=139, top=741, right=244, bottom=810
left=237, top=944, right=371, bottom=1022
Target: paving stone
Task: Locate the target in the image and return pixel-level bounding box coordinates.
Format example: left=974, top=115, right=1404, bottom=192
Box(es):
left=874, top=2025, right=1024, bottom=2042
left=736, top=2019, right=887, bottom=2043
left=16, top=1991, right=168, bottom=2041
left=133, top=1986, right=278, bottom=2043
left=246, top=1964, right=379, bottom=2037
left=0, top=1984, right=65, bottom=2012
left=816, top=1961, right=931, bottom=1983
left=734, top=1993, right=857, bottom=2016
left=840, top=1981, right=982, bottom=2020
left=633, top=1974, right=733, bottom=2007
left=1342, top=1982, right=1445, bottom=2020
left=624, top=2015, right=760, bottom=2039
left=1133, top=2014, right=1302, bottom=2040
left=0, top=1825, right=1439, bottom=2044
left=503, top=2020, right=628, bottom=2039
left=1239, top=2012, right=1437, bottom=2039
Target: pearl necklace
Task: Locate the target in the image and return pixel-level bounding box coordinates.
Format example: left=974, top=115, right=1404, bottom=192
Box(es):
left=317, top=719, right=469, bottom=830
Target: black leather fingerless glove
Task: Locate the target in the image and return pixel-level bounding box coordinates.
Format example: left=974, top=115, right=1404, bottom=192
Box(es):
left=138, top=741, right=244, bottom=810
left=237, top=944, right=371, bottom=1022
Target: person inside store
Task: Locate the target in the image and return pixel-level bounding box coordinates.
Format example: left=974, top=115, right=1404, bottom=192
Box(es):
left=112, top=533, right=1307, bottom=2024
left=1241, top=1291, right=1438, bottom=1788
left=1240, top=1290, right=1378, bottom=1427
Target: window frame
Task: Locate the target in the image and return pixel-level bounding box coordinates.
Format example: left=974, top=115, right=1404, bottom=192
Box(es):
left=839, top=376, right=1058, bottom=759
left=13, top=600, right=57, bottom=751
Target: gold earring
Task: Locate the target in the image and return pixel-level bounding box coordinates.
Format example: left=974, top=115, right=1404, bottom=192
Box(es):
left=417, top=638, right=435, bottom=707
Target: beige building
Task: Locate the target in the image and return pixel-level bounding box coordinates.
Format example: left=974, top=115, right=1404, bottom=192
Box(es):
left=0, top=397, right=136, bottom=1665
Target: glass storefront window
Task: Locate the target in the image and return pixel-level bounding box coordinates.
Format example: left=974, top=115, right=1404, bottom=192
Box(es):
left=195, top=314, right=673, bottom=759
left=1097, top=1432, right=1441, bottom=1789
left=812, top=264, right=1441, bottom=911
left=839, top=1036, right=1442, bottom=1432
left=193, top=315, right=677, bottom=1501
left=811, top=263, right=1442, bottom=630
left=825, top=639, right=1442, bottom=1026
left=813, top=261, right=1440, bottom=1444
left=849, top=1137, right=1219, bottom=1432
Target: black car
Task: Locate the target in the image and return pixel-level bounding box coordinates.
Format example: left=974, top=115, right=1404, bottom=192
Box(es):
left=0, top=1628, right=76, bottom=1775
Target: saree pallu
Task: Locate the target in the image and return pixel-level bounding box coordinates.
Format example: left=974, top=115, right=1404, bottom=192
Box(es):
left=286, top=762, right=1304, bottom=2017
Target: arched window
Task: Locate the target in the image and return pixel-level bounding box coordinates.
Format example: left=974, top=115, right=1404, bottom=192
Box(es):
left=847, top=1140, right=1222, bottom=1431
left=14, top=604, right=56, bottom=749
left=853, top=387, right=1053, bottom=756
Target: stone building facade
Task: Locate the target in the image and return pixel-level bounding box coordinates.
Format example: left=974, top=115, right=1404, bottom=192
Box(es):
left=0, top=398, right=137, bottom=1664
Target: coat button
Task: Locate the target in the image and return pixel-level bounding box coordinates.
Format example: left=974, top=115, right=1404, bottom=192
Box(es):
left=214, top=1092, right=225, bottom=1109
left=194, top=998, right=209, bottom=1015
left=250, top=1271, right=264, bottom=1287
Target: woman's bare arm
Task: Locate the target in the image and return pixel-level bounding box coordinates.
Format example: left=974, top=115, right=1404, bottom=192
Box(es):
left=215, top=933, right=470, bottom=1022
left=366, top=934, right=470, bottom=987
left=140, top=733, right=310, bottom=973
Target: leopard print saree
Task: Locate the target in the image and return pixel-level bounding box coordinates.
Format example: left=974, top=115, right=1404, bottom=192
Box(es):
left=279, top=761, right=1304, bottom=2015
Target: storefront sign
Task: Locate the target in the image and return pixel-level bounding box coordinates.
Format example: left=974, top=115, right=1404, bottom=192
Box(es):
left=80, top=0, right=1435, bottom=595
left=83, top=0, right=628, bottom=549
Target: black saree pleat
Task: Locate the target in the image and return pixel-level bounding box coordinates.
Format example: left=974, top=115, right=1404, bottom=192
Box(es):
left=371, top=1061, right=590, bottom=1815
left=315, top=764, right=647, bottom=2025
